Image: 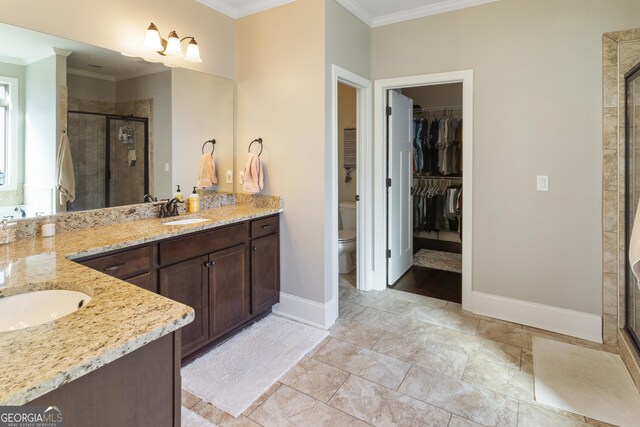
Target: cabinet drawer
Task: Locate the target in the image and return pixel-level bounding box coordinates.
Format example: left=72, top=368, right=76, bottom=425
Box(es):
left=251, top=216, right=278, bottom=239
left=81, top=246, right=151, bottom=279
left=159, top=223, right=248, bottom=266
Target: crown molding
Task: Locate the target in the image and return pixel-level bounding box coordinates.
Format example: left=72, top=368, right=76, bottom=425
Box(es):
left=334, top=0, right=373, bottom=27
left=196, top=0, right=296, bottom=19
left=371, top=0, right=499, bottom=27
left=196, top=0, right=238, bottom=18
left=197, top=0, right=499, bottom=26
left=235, top=0, right=296, bottom=18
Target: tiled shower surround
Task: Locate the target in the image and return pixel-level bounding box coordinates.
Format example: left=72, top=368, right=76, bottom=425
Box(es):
left=67, top=97, right=153, bottom=210
left=601, top=28, right=640, bottom=391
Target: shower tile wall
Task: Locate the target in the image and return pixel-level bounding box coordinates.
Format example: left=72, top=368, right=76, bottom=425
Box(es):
left=601, top=29, right=640, bottom=392
left=67, top=107, right=106, bottom=211
left=116, top=99, right=154, bottom=199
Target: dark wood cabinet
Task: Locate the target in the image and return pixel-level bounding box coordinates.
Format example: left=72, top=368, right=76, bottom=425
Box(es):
left=29, top=332, right=181, bottom=427
left=126, top=272, right=156, bottom=293
left=76, top=214, right=280, bottom=360
left=209, top=244, right=250, bottom=339
left=251, top=233, right=280, bottom=314
left=159, top=255, right=209, bottom=355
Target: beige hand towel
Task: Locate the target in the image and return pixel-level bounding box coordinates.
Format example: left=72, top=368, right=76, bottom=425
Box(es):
left=242, top=153, right=263, bottom=193
left=197, top=153, right=218, bottom=187
left=57, top=132, right=75, bottom=205
left=629, top=200, right=640, bottom=289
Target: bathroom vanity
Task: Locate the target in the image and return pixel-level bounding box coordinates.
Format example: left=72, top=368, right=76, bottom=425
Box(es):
left=0, top=200, right=281, bottom=427
left=77, top=214, right=280, bottom=358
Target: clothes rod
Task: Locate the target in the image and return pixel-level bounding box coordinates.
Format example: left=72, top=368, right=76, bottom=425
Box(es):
left=413, top=174, right=463, bottom=180
left=415, top=105, right=462, bottom=111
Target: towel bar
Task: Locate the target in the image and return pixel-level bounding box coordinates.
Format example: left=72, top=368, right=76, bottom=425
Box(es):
left=201, top=139, right=216, bottom=155
left=248, top=138, right=263, bottom=156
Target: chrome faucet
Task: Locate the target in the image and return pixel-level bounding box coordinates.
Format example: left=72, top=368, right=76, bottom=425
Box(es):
left=14, top=207, right=26, bottom=218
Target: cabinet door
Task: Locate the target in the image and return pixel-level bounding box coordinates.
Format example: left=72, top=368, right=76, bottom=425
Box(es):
left=209, top=244, right=250, bottom=340
left=159, top=255, right=209, bottom=356
left=251, top=233, right=280, bottom=315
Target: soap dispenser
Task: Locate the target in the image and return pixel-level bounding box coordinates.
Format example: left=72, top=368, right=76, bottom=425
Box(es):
left=189, top=187, right=200, bottom=213
left=174, top=185, right=184, bottom=202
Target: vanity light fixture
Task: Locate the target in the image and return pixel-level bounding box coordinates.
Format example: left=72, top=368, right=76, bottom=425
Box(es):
left=144, top=22, right=202, bottom=63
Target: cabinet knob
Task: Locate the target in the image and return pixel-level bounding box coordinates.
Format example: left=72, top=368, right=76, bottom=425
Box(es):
left=104, top=263, right=125, bottom=271
left=252, top=246, right=257, bottom=251
left=204, top=261, right=216, bottom=268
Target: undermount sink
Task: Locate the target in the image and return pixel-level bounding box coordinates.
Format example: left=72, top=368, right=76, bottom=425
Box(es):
left=0, top=289, right=91, bottom=332
left=163, top=218, right=209, bottom=226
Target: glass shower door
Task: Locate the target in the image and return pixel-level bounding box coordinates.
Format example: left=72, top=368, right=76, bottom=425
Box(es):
left=625, top=65, right=640, bottom=351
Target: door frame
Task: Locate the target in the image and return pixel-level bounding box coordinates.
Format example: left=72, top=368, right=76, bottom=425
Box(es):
left=328, top=65, right=372, bottom=323
left=373, top=70, right=474, bottom=311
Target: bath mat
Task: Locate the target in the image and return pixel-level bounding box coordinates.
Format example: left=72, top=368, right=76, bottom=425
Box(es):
left=181, top=406, right=217, bottom=427
left=181, top=315, right=328, bottom=418
left=532, top=337, right=640, bottom=427
left=413, top=249, right=462, bottom=273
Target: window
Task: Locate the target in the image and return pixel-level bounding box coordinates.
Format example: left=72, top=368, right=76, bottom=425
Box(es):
left=0, top=77, right=18, bottom=189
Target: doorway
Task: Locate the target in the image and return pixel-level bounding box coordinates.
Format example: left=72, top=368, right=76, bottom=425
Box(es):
left=328, top=65, right=371, bottom=327
left=337, top=83, right=358, bottom=292
left=372, top=70, right=474, bottom=311
left=387, top=84, right=464, bottom=304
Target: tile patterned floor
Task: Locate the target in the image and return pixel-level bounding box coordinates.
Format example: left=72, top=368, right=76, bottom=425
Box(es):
left=182, top=277, right=619, bottom=426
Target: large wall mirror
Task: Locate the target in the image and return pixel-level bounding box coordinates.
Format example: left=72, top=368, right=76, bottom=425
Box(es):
left=0, top=22, right=234, bottom=219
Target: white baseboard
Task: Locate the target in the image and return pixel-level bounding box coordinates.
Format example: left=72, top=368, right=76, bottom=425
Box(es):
left=471, top=291, right=602, bottom=343
left=272, top=292, right=337, bottom=330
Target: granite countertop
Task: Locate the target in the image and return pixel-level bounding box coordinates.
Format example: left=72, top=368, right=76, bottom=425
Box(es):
left=0, top=203, right=282, bottom=405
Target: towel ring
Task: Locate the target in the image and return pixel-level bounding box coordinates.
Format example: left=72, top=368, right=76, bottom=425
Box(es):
left=201, top=139, right=216, bottom=155
left=248, top=138, right=263, bottom=156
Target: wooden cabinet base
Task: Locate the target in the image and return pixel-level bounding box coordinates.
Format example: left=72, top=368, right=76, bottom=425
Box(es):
left=29, top=332, right=181, bottom=427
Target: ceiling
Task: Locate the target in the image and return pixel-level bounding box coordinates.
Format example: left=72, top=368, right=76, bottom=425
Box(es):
left=196, top=0, right=498, bottom=27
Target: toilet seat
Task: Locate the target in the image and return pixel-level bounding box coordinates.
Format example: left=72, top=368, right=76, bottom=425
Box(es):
left=338, top=230, right=356, bottom=243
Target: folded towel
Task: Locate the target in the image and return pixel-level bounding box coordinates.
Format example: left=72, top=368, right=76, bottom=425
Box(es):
left=197, top=153, right=218, bottom=187
left=57, top=132, right=76, bottom=205
left=127, top=148, right=137, bottom=167
left=242, top=153, right=263, bottom=193
left=630, top=201, right=640, bottom=287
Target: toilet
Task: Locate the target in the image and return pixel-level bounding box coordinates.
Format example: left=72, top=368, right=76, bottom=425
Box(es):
left=338, top=201, right=357, bottom=274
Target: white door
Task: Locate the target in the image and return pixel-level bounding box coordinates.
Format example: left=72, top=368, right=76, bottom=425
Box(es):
left=387, top=90, right=413, bottom=285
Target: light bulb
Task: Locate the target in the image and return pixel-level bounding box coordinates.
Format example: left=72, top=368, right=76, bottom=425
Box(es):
left=165, top=31, right=182, bottom=57
left=144, top=23, right=163, bottom=52
left=184, top=39, right=202, bottom=63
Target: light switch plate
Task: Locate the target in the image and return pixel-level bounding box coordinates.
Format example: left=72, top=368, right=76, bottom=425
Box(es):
left=226, top=170, right=233, bottom=184
left=164, top=163, right=170, bottom=172
left=238, top=171, right=244, bottom=185
left=536, top=175, right=549, bottom=192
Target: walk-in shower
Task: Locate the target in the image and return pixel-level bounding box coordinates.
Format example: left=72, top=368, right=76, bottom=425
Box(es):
left=625, top=63, right=640, bottom=353
left=66, top=111, right=149, bottom=211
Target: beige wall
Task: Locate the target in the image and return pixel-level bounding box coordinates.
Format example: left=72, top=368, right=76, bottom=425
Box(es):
left=0, top=0, right=236, bottom=80
left=371, top=0, right=640, bottom=315
left=67, top=74, right=116, bottom=103
left=338, top=83, right=357, bottom=205
left=237, top=0, right=326, bottom=302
